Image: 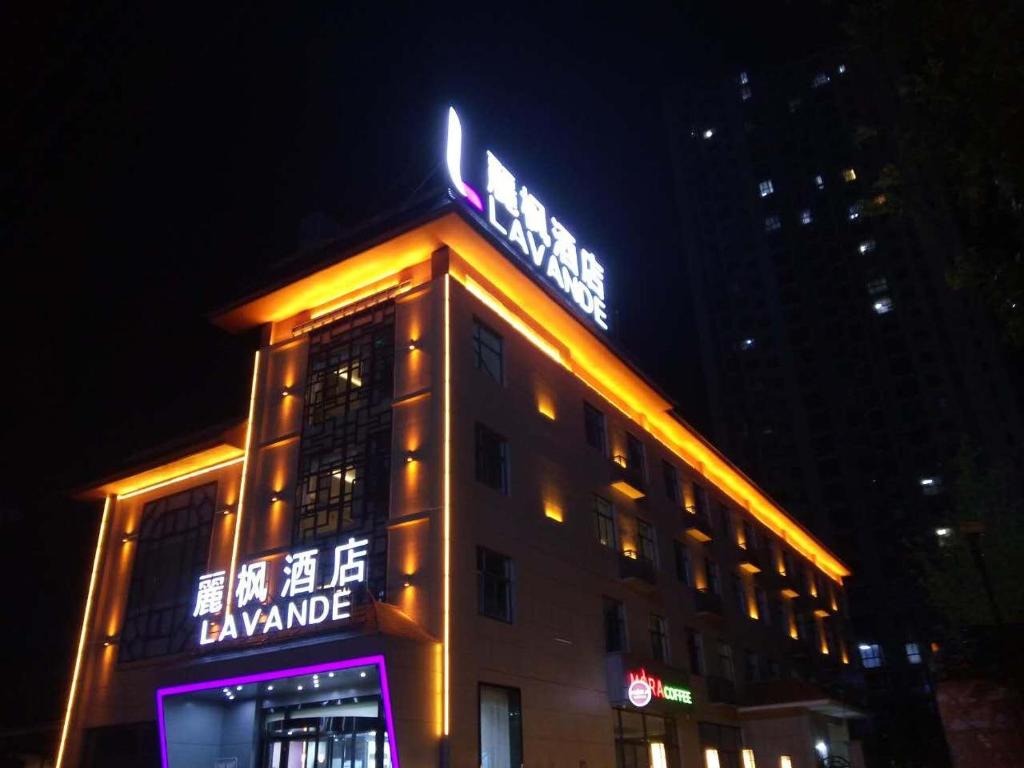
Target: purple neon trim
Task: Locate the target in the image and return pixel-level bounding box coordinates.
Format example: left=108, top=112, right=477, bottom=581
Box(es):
left=462, top=183, right=483, bottom=212
left=156, top=654, right=400, bottom=768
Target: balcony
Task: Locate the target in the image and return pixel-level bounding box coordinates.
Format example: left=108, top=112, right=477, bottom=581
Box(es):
left=619, top=551, right=657, bottom=588
left=684, top=507, right=713, bottom=542
left=694, top=588, right=723, bottom=616
left=611, top=455, right=646, bottom=499
left=706, top=675, right=738, bottom=705
left=738, top=546, right=766, bottom=574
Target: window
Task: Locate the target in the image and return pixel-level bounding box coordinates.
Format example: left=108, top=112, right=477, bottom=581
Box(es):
left=920, top=476, right=942, bottom=495
left=687, top=629, right=705, bottom=674
left=475, top=423, right=508, bottom=493
left=614, top=711, right=678, bottom=768
left=738, top=337, right=755, bottom=351
left=119, top=483, right=216, bottom=662
left=799, top=209, right=813, bottom=225
left=848, top=202, right=862, bottom=220
left=473, top=319, right=503, bottom=383
left=859, top=239, right=876, bottom=254
left=764, top=215, right=781, bottom=232
left=706, top=557, right=721, bottom=594
left=477, top=547, right=513, bottom=622
left=814, top=174, right=825, bottom=190
left=637, top=519, right=657, bottom=564
left=594, top=496, right=616, bottom=549
left=583, top=402, right=607, bottom=454
left=867, top=277, right=889, bottom=295
left=626, top=433, right=646, bottom=479
left=739, top=72, right=749, bottom=84
left=859, top=643, right=884, bottom=668
left=604, top=597, right=627, bottom=652
left=650, top=614, right=670, bottom=662
left=732, top=574, right=747, bottom=614
left=740, top=86, right=752, bottom=101
left=479, top=684, right=522, bottom=768
left=718, top=642, right=735, bottom=680
left=745, top=650, right=760, bottom=682
left=758, top=180, right=774, bottom=197
left=842, top=168, right=857, bottom=182
left=811, top=72, right=830, bottom=88
left=872, top=297, right=894, bottom=315
left=906, top=642, right=922, bottom=664
left=675, top=541, right=693, bottom=585
left=756, top=587, right=770, bottom=625
left=662, top=461, right=681, bottom=503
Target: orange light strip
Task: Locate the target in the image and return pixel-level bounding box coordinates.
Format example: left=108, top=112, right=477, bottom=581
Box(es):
left=55, top=495, right=112, bottom=768
left=227, top=350, right=262, bottom=606
left=117, top=456, right=244, bottom=500
left=442, top=275, right=452, bottom=736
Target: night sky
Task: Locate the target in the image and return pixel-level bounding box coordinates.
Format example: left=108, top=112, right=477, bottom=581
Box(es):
left=2, top=2, right=841, bottom=728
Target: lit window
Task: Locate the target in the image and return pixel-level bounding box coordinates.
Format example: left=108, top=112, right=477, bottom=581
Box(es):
left=838, top=64, right=847, bottom=74
left=780, top=757, right=793, bottom=768
left=866, top=277, right=889, bottom=295
left=920, top=476, right=942, bottom=495
left=473, top=319, right=503, bottom=383
left=859, top=239, right=876, bottom=254
left=738, top=337, right=756, bottom=351
left=935, top=527, right=953, bottom=546
left=799, top=209, right=813, bottom=225
left=759, top=180, right=774, bottom=197
left=848, top=202, right=863, bottom=220
left=814, top=174, right=825, bottom=190
left=859, top=643, right=884, bottom=668
left=705, top=748, right=721, bottom=768
left=742, top=748, right=757, bottom=768
left=479, top=684, right=522, bottom=767
left=703, top=128, right=715, bottom=140
left=842, top=168, right=857, bottom=182
left=477, top=547, right=513, bottom=622
left=872, top=298, right=894, bottom=315
left=741, top=86, right=752, bottom=101
left=739, top=72, right=749, bottom=85
left=906, top=642, right=922, bottom=664
left=811, top=73, right=830, bottom=88
left=764, top=215, right=781, bottom=232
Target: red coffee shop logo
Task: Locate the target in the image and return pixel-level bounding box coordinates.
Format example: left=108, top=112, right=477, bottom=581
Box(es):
left=626, top=669, right=693, bottom=706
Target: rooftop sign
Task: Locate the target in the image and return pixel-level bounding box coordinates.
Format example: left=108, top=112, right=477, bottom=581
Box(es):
left=445, top=107, right=610, bottom=331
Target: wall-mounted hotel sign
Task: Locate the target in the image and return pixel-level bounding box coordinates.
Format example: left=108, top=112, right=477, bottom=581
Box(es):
left=626, top=668, right=693, bottom=707
left=445, top=106, right=610, bottom=332
left=192, top=537, right=369, bottom=647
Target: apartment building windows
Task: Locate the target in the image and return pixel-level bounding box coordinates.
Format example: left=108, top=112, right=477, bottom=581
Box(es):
left=759, top=180, right=775, bottom=197
left=732, top=574, right=747, bottom=615
left=637, top=519, right=657, bottom=564
left=859, top=643, right=884, bottom=669
left=756, top=587, right=770, bottom=625
left=706, top=557, right=721, bottom=595
left=583, top=402, right=607, bottom=455
left=906, top=642, right=923, bottom=664
left=473, top=319, right=503, bottom=383
left=662, top=460, right=681, bottom=503
left=475, top=423, right=509, bottom=493
left=477, top=547, right=514, bottom=622
left=479, top=684, right=522, bottom=768
left=687, top=629, right=705, bottom=674
left=675, top=541, right=693, bottom=585
left=604, top=598, right=628, bottom=652
left=626, top=432, right=647, bottom=479
left=650, top=614, right=670, bottom=662
left=718, top=642, right=736, bottom=681
left=594, top=496, right=616, bottom=549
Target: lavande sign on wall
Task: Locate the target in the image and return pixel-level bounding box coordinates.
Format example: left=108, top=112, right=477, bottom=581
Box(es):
left=445, top=106, right=610, bottom=331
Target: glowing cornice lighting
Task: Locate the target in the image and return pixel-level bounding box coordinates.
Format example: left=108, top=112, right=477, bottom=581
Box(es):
left=462, top=276, right=564, bottom=365
left=227, top=350, right=262, bottom=608
left=445, top=107, right=483, bottom=211
left=117, top=455, right=244, bottom=500
left=56, top=495, right=112, bottom=768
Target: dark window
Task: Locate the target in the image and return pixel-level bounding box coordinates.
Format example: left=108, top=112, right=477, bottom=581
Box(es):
left=477, top=547, right=513, bottom=622
left=637, top=519, right=657, bottom=564
left=662, top=461, right=680, bottom=502
left=650, top=614, right=669, bottom=662
left=687, top=629, right=705, bottom=675
left=626, top=433, right=646, bottom=479
left=594, top=496, right=616, bottom=548
left=604, top=597, right=627, bottom=652
left=674, top=541, right=693, bottom=585
left=756, top=587, right=769, bottom=625
left=745, top=650, right=760, bottom=682
left=691, top=482, right=709, bottom=518
left=706, top=557, right=721, bottom=595
left=733, top=575, right=747, bottom=615
left=475, top=423, right=508, bottom=493
left=479, top=684, right=522, bottom=768
left=583, top=402, right=607, bottom=454
left=119, top=483, right=216, bottom=662
left=473, top=319, right=503, bottom=383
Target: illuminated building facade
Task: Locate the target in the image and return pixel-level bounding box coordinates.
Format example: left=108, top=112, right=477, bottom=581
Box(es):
left=59, top=111, right=861, bottom=768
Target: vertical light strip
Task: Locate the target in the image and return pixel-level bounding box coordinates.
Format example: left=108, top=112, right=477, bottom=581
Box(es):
left=442, top=274, right=452, bottom=736
left=227, top=349, right=262, bottom=605
left=55, top=495, right=112, bottom=768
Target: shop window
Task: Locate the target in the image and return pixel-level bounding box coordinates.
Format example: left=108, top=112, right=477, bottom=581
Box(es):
left=477, top=547, right=513, bottom=622
left=473, top=319, right=504, bottom=383
left=480, top=684, right=522, bottom=768
left=584, top=402, right=608, bottom=454
left=650, top=614, right=670, bottom=662
left=699, top=722, right=742, bottom=768
left=119, top=482, right=216, bottom=662
left=593, top=495, right=616, bottom=549
left=663, top=461, right=681, bottom=503
left=604, top=597, right=628, bottom=653
left=475, top=423, right=508, bottom=493
left=859, top=643, right=884, bottom=668
left=614, top=710, right=678, bottom=768
left=687, top=629, right=705, bottom=675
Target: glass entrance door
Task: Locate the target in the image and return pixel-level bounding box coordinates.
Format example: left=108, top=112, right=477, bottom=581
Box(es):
left=263, top=713, right=390, bottom=768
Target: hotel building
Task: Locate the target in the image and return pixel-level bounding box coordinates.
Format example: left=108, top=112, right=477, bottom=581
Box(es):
left=58, top=113, right=861, bottom=768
